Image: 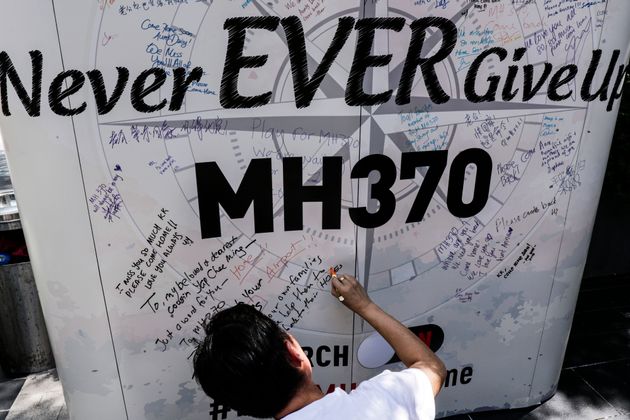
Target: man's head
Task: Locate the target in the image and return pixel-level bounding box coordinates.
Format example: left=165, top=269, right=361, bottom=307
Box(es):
left=193, top=303, right=309, bottom=418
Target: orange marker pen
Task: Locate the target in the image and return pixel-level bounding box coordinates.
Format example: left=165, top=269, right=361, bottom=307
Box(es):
left=329, top=267, right=344, bottom=302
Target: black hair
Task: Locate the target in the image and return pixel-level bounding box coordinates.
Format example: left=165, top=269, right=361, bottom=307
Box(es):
left=193, top=303, right=305, bottom=418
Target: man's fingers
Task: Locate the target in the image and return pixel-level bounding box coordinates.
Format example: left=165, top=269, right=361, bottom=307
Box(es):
left=331, top=273, right=360, bottom=303
left=332, top=276, right=347, bottom=292
left=339, top=274, right=357, bottom=286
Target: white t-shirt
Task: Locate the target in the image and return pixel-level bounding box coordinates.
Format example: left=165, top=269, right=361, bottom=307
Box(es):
left=282, top=369, right=435, bottom=420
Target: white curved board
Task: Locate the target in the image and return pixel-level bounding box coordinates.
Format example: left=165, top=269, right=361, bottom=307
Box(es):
left=0, top=0, right=629, bottom=418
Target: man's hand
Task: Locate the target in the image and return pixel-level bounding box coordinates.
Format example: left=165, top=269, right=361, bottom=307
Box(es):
left=330, top=271, right=446, bottom=396
left=331, top=274, right=372, bottom=315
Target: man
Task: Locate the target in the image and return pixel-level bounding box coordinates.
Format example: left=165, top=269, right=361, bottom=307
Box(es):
left=193, top=273, right=447, bottom=419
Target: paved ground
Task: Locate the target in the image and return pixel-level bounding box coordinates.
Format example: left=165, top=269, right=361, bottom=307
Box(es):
left=0, top=370, right=67, bottom=420
left=0, top=274, right=629, bottom=419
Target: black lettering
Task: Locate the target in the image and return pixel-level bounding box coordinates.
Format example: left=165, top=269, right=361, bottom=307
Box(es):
left=316, top=345, right=331, bottom=367
left=349, top=154, right=396, bottom=228
left=502, top=47, right=526, bottom=101
left=460, top=366, right=473, bottom=384
left=547, top=65, right=577, bottom=101
left=0, top=50, right=42, bottom=117
left=283, top=16, right=355, bottom=108
left=464, top=47, right=507, bottom=102
left=196, top=159, right=273, bottom=238
left=48, top=70, right=87, bottom=116
left=400, top=151, right=447, bottom=223
left=333, top=345, right=348, bottom=367
left=283, top=156, right=342, bottom=231
left=346, top=17, right=405, bottom=106
left=581, top=49, right=619, bottom=102
left=444, top=368, right=458, bottom=387
left=302, top=346, right=314, bottom=367
left=169, top=67, right=203, bottom=111
left=86, top=67, right=130, bottom=115
left=447, top=148, right=492, bottom=218
left=396, top=17, right=457, bottom=105
left=131, top=68, right=167, bottom=112
left=523, top=62, right=552, bottom=101
left=220, top=17, right=280, bottom=108
left=607, top=64, right=627, bottom=112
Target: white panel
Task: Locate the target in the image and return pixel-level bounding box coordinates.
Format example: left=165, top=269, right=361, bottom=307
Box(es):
left=1, top=1, right=628, bottom=419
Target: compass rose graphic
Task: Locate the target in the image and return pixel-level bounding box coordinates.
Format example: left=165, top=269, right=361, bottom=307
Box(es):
left=78, top=0, right=618, bottom=417
left=95, top=0, right=588, bottom=331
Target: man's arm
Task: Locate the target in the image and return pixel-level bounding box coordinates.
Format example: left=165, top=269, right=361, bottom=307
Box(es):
left=331, top=274, right=447, bottom=396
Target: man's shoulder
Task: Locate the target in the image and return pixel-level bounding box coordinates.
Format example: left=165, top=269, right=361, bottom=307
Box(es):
left=282, top=388, right=348, bottom=420
left=284, top=369, right=435, bottom=420
left=355, top=368, right=433, bottom=391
